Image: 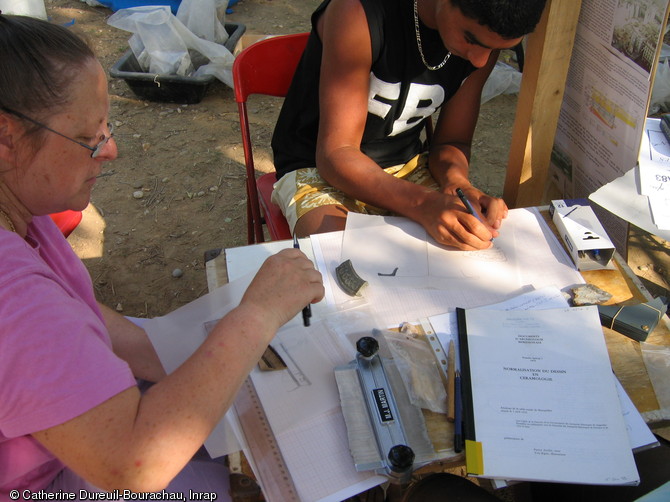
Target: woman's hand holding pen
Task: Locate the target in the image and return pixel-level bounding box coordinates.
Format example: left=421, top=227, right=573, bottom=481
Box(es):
left=240, top=248, right=325, bottom=333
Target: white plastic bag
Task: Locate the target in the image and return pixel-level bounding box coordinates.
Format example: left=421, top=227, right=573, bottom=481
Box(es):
left=107, top=3, right=234, bottom=87
left=481, top=61, right=522, bottom=105
left=382, top=330, right=448, bottom=414
left=650, top=57, right=670, bottom=115
left=176, top=0, right=228, bottom=44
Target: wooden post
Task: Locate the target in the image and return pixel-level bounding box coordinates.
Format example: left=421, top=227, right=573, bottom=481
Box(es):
left=503, top=0, right=582, bottom=208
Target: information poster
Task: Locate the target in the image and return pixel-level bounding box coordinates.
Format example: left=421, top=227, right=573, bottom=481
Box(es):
left=549, top=0, right=670, bottom=199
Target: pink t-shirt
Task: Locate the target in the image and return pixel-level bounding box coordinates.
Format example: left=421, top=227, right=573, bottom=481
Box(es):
left=0, top=216, right=136, bottom=496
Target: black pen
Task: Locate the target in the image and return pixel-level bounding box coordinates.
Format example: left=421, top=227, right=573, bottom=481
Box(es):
left=454, top=370, right=464, bottom=453
left=293, top=234, right=312, bottom=327
left=456, top=187, right=493, bottom=241
left=455, top=187, right=485, bottom=225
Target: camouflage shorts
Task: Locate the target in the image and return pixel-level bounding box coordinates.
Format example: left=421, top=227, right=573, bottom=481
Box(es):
left=271, top=153, right=438, bottom=232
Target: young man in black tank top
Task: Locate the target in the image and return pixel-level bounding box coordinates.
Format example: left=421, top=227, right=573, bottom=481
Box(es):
left=271, top=0, right=546, bottom=250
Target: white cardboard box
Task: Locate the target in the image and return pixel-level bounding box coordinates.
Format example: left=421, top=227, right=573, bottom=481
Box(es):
left=549, top=199, right=616, bottom=271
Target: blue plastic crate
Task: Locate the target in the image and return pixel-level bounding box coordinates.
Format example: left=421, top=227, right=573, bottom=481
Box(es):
left=98, top=0, right=182, bottom=14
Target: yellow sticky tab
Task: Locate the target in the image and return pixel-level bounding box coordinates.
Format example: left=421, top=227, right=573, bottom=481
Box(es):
left=465, top=440, right=484, bottom=475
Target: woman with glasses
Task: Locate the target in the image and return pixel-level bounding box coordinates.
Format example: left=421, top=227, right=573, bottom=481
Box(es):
left=0, top=14, right=324, bottom=499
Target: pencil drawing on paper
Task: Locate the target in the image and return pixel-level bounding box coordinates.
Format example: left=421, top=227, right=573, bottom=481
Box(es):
left=378, top=267, right=399, bottom=276
left=461, top=245, right=508, bottom=262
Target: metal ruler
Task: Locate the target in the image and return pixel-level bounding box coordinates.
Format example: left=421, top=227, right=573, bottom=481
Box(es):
left=419, top=318, right=452, bottom=381
left=233, top=377, right=300, bottom=502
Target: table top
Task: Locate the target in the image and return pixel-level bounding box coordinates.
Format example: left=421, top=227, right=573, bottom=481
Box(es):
left=206, top=212, right=670, bottom=423
left=539, top=209, right=670, bottom=425
left=204, top=210, right=670, bottom=500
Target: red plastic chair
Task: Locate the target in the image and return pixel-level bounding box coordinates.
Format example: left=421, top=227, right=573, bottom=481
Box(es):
left=50, top=210, right=82, bottom=238
left=233, top=33, right=309, bottom=244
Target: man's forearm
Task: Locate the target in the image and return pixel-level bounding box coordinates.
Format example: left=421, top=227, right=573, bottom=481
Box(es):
left=318, top=146, right=436, bottom=216
left=427, top=142, right=472, bottom=194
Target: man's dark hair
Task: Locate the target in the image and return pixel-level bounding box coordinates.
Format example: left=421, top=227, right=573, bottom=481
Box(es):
left=451, top=0, right=548, bottom=39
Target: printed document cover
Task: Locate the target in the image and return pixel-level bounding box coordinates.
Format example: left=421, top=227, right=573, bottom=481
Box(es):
left=458, top=306, right=640, bottom=485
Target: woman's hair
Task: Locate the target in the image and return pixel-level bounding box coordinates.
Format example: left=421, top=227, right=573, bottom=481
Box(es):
left=0, top=14, right=95, bottom=122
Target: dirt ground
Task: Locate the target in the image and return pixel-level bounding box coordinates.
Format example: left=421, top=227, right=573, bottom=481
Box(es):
left=44, top=0, right=669, bottom=319
left=47, top=0, right=325, bottom=317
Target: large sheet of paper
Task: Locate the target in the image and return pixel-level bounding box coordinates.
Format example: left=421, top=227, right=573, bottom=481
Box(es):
left=146, top=270, right=385, bottom=501
left=341, top=208, right=580, bottom=290
left=248, top=309, right=387, bottom=501
left=589, top=167, right=670, bottom=242
left=639, top=118, right=670, bottom=197
left=225, top=209, right=583, bottom=327
left=144, top=276, right=251, bottom=458
left=637, top=118, right=670, bottom=230
left=459, top=306, right=639, bottom=485
left=325, top=208, right=582, bottom=325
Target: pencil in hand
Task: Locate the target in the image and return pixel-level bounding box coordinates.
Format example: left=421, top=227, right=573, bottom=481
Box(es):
left=447, top=340, right=456, bottom=422
left=454, top=370, right=463, bottom=453
left=293, top=234, right=312, bottom=327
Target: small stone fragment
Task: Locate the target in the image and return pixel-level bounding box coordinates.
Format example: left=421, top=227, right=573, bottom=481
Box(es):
left=399, top=322, right=420, bottom=337
left=133, top=190, right=144, bottom=199
left=172, top=268, right=184, bottom=278
left=572, top=283, right=612, bottom=306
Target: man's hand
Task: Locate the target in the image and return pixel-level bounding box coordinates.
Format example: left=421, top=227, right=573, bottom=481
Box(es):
left=416, top=187, right=508, bottom=250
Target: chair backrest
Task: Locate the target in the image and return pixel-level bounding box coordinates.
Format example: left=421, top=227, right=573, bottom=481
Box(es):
left=233, top=33, right=310, bottom=102
left=233, top=33, right=309, bottom=243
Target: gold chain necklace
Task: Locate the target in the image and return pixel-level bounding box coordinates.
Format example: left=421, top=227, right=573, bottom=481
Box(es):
left=0, top=208, right=16, bottom=233
left=413, top=0, right=451, bottom=71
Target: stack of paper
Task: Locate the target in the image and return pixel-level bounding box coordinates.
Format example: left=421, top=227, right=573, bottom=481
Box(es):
left=456, top=305, right=640, bottom=485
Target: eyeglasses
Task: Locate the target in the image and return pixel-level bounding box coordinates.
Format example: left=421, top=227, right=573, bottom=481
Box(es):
left=0, top=106, right=114, bottom=158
